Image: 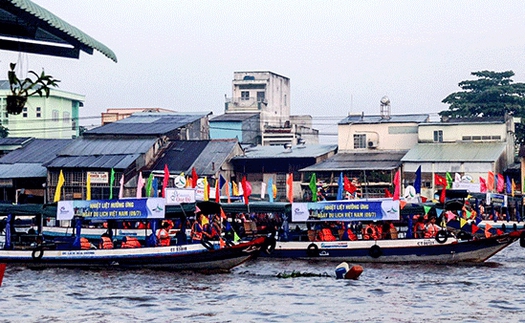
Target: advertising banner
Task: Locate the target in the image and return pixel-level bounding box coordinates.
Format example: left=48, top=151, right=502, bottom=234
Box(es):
left=165, top=188, right=196, bottom=205
left=57, top=198, right=165, bottom=220
left=291, top=199, right=400, bottom=222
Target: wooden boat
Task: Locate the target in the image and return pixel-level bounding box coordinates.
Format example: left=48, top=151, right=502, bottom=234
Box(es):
left=0, top=198, right=267, bottom=271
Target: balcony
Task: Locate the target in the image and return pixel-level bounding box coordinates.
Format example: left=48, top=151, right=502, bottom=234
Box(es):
left=225, top=97, right=267, bottom=112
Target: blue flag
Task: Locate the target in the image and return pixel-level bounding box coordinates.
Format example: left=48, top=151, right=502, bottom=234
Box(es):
left=414, top=166, right=421, bottom=194
left=219, top=174, right=227, bottom=189
left=506, top=176, right=511, bottom=194
left=337, top=172, right=344, bottom=200
left=152, top=178, right=158, bottom=197
left=268, top=177, right=274, bottom=203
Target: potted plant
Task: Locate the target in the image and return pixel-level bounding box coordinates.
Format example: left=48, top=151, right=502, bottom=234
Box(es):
left=6, top=62, right=60, bottom=115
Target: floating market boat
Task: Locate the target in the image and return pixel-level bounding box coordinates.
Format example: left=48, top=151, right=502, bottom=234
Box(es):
left=0, top=198, right=267, bottom=271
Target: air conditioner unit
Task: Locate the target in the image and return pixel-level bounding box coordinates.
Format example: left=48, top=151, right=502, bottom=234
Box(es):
left=367, top=139, right=378, bottom=148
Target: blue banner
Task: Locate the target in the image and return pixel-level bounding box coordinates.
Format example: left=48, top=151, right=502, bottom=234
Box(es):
left=57, top=198, right=166, bottom=220
left=291, top=199, right=400, bottom=222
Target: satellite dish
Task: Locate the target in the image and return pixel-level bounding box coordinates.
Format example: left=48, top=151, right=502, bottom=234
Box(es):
left=380, top=96, right=390, bottom=105
left=404, top=185, right=416, bottom=199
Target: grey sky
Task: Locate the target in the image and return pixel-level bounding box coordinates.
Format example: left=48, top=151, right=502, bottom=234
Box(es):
left=2, top=1, right=525, bottom=143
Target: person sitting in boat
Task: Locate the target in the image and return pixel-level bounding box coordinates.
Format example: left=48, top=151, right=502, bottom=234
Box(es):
left=156, top=222, right=171, bottom=246
left=190, top=213, right=206, bottom=243
left=341, top=223, right=358, bottom=241
left=424, top=216, right=440, bottom=238
left=205, top=214, right=222, bottom=240
left=413, top=216, right=426, bottom=239
left=362, top=222, right=379, bottom=240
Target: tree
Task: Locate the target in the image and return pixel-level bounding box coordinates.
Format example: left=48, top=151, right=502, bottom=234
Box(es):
left=440, top=71, right=525, bottom=143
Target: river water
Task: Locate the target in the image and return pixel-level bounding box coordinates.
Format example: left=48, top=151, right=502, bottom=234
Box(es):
left=1, top=242, right=524, bottom=323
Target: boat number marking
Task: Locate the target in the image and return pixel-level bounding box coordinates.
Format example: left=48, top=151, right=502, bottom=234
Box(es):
left=170, top=246, right=187, bottom=252
left=417, top=240, right=436, bottom=246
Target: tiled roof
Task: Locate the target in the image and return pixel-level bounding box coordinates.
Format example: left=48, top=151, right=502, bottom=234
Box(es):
left=300, top=150, right=407, bottom=172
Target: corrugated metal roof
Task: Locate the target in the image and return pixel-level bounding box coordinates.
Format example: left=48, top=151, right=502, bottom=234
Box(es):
left=57, top=138, right=156, bottom=156
left=210, top=113, right=259, bottom=122
left=235, top=144, right=337, bottom=159
left=0, top=137, right=32, bottom=146
left=151, top=140, right=240, bottom=176
left=45, top=154, right=141, bottom=169
left=338, top=114, right=429, bottom=125
left=300, top=150, right=407, bottom=171
left=401, top=142, right=507, bottom=162
left=0, top=163, right=46, bottom=179
left=3, top=0, right=117, bottom=62
left=0, top=138, right=71, bottom=164
left=84, top=113, right=209, bottom=136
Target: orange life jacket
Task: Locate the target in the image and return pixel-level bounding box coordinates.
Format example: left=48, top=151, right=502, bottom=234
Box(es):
left=414, top=222, right=426, bottom=238
left=362, top=225, right=378, bottom=240
left=80, top=237, right=91, bottom=250
left=191, top=222, right=203, bottom=241
left=346, top=229, right=358, bottom=241
left=121, top=236, right=141, bottom=248
left=156, top=228, right=170, bottom=246
left=318, top=228, right=336, bottom=241
left=425, top=223, right=440, bottom=238
left=98, top=236, right=113, bottom=249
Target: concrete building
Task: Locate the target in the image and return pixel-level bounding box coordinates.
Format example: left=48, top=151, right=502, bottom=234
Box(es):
left=101, top=107, right=175, bottom=125
left=0, top=81, right=85, bottom=139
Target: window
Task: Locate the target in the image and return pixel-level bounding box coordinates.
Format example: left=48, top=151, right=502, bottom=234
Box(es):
left=433, top=130, right=443, bottom=142
left=257, top=91, right=265, bottom=102
left=22, top=107, right=27, bottom=118
left=52, top=110, right=59, bottom=122
left=36, top=107, right=41, bottom=118
left=241, top=91, right=249, bottom=100
left=63, top=112, right=70, bottom=123
left=353, top=134, right=367, bottom=149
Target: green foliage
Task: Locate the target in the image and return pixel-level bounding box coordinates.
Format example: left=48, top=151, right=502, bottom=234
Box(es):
left=8, top=62, right=60, bottom=98
left=439, top=70, right=525, bottom=143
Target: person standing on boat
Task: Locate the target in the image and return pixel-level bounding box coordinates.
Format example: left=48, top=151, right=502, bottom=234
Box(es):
left=156, top=222, right=171, bottom=246
left=413, top=216, right=426, bottom=238
left=424, top=216, right=440, bottom=238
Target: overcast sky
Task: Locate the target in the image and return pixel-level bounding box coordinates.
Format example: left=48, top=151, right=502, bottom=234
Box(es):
left=3, top=1, right=525, bottom=143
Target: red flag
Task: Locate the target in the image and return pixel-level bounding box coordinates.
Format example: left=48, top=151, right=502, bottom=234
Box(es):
left=220, top=207, right=227, bottom=220
left=241, top=176, right=251, bottom=205
left=393, top=169, right=400, bottom=201
left=471, top=223, right=479, bottom=234
left=485, top=223, right=493, bottom=238
left=434, top=174, right=447, bottom=187
left=384, top=189, right=393, bottom=198
left=343, top=176, right=357, bottom=194
left=496, top=229, right=504, bottom=235
left=487, top=171, right=494, bottom=192
left=496, top=173, right=504, bottom=193
left=162, top=164, right=170, bottom=198
left=479, top=177, right=487, bottom=193
left=440, top=188, right=446, bottom=204
left=191, top=167, right=198, bottom=188
left=286, top=173, right=294, bottom=202
left=215, top=178, right=220, bottom=203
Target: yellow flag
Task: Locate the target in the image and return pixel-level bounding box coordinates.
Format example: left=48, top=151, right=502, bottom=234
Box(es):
left=272, top=183, right=277, bottom=198
left=203, top=176, right=209, bottom=201
left=232, top=181, right=239, bottom=196
left=459, top=218, right=467, bottom=228
left=512, top=179, right=516, bottom=197
left=54, top=170, right=65, bottom=202
left=86, top=173, right=91, bottom=201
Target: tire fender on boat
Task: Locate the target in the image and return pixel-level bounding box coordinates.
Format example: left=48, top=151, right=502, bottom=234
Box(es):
left=264, top=237, right=276, bottom=255
left=457, top=231, right=470, bottom=241
left=520, top=231, right=525, bottom=248
left=201, top=239, right=214, bottom=250
left=306, top=243, right=319, bottom=257
left=31, top=246, right=44, bottom=261
left=368, top=244, right=382, bottom=258
left=435, top=230, right=448, bottom=244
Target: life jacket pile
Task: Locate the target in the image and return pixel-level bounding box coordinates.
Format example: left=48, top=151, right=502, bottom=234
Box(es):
left=80, top=237, right=91, bottom=250
left=98, top=236, right=114, bottom=249
left=121, top=236, right=141, bottom=248
left=362, top=225, right=379, bottom=240
left=318, top=228, right=337, bottom=241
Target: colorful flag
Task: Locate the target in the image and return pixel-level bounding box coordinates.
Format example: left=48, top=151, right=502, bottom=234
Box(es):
left=261, top=182, right=266, bottom=199
left=272, top=182, right=277, bottom=199
left=487, top=171, right=494, bottom=192
left=191, top=167, right=198, bottom=188
left=455, top=173, right=462, bottom=183
left=162, top=164, right=169, bottom=198
left=480, top=177, right=487, bottom=193
left=241, top=176, right=250, bottom=205
left=225, top=179, right=231, bottom=203
left=446, top=172, right=453, bottom=189
left=511, top=178, right=516, bottom=197
left=109, top=168, right=115, bottom=199
left=434, top=174, right=447, bottom=187
left=506, top=176, right=512, bottom=195
left=337, top=172, right=344, bottom=200
left=203, top=177, right=209, bottom=201
left=309, top=173, right=317, bottom=202
left=344, top=176, right=357, bottom=194
left=440, top=187, right=446, bottom=204
left=136, top=172, right=145, bottom=198
left=414, top=166, right=421, bottom=194
left=384, top=188, right=392, bottom=198
left=496, top=173, right=504, bottom=193
left=86, top=173, right=91, bottom=201
left=118, top=174, right=124, bottom=199
left=215, top=177, right=220, bottom=203
left=286, top=173, right=293, bottom=202
left=152, top=178, right=158, bottom=197
left=393, top=169, right=400, bottom=201
left=219, top=174, right=227, bottom=189
left=146, top=173, right=154, bottom=197
left=268, top=177, right=274, bottom=203
left=232, top=181, right=239, bottom=196
left=53, top=170, right=65, bottom=202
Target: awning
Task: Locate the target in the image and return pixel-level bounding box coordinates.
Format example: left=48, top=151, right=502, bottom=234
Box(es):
left=0, top=0, right=117, bottom=62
